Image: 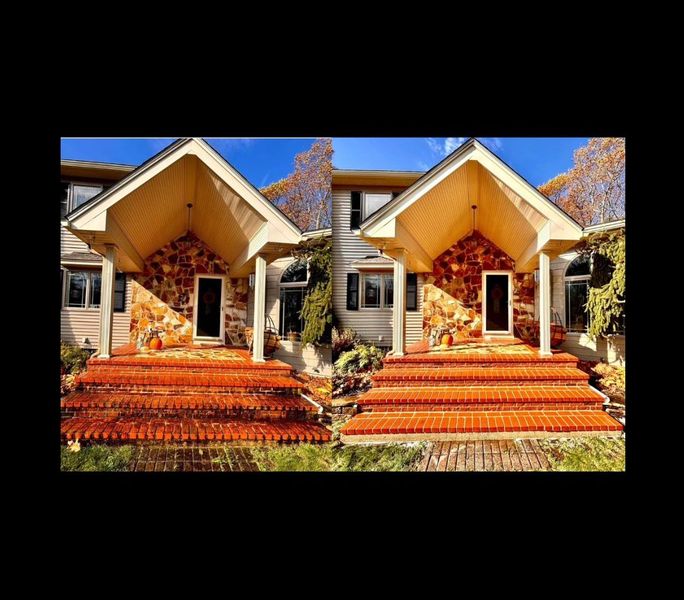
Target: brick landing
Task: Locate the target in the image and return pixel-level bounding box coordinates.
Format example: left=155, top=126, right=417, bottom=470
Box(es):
left=62, top=344, right=330, bottom=444
left=340, top=339, right=622, bottom=442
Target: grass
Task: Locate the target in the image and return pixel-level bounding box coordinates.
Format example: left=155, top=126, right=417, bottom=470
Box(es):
left=61, top=445, right=136, bottom=472
left=251, top=444, right=335, bottom=471
left=540, top=437, right=625, bottom=471
left=333, top=442, right=426, bottom=472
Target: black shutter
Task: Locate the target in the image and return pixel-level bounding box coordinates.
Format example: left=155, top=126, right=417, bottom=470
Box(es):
left=347, top=272, right=359, bottom=310
left=114, top=273, right=126, bottom=312
left=391, top=191, right=400, bottom=199
left=407, top=273, right=418, bottom=311
left=350, top=191, right=361, bottom=229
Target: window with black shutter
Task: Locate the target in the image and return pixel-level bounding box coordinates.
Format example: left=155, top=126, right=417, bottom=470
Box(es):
left=114, top=273, right=126, bottom=312
left=407, top=273, right=418, bottom=311
left=346, top=272, right=359, bottom=310
left=350, top=191, right=361, bottom=229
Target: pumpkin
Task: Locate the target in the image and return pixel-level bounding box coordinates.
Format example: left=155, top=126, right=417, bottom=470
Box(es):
left=149, top=336, right=163, bottom=351
left=441, top=333, right=453, bottom=347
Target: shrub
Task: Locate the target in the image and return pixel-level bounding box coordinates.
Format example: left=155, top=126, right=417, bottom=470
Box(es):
left=60, top=342, right=91, bottom=374
left=593, top=363, right=625, bottom=403
left=335, top=343, right=385, bottom=375
left=61, top=445, right=135, bottom=471
left=332, top=327, right=359, bottom=361
left=333, top=343, right=386, bottom=397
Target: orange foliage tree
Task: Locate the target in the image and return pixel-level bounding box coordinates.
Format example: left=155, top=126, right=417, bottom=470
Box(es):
left=539, top=138, right=625, bottom=226
left=261, top=138, right=332, bottom=231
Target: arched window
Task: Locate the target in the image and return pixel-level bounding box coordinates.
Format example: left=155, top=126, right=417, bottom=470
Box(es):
left=564, top=255, right=591, bottom=332
left=279, top=260, right=308, bottom=339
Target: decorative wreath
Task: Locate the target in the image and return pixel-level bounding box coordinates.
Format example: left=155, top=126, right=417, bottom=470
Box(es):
left=202, top=290, right=217, bottom=304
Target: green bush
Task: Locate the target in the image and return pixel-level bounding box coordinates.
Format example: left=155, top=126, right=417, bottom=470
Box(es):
left=334, top=344, right=385, bottom=375
left=332, top=327, right=360, bottom=361
left=60, top=342, right=91, bottom=374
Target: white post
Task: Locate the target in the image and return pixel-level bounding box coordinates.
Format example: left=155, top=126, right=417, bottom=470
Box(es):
left=98, top=244, right=117, bottom=359
left=252, top=253, right=267, bottom=362
left=538, top=250, right=551, bottom=356
left=392, top=249, right=407, bottom=356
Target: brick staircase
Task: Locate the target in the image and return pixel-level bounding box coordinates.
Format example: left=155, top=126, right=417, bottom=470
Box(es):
left=340, top=341, right=622, bottom=442
left=61, top=346, right=331, bottom=443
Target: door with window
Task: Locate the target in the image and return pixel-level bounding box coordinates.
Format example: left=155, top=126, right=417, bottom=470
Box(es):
left=193, top=276, right=225, bottom=342
left=482, top=272, right=512, bottom=335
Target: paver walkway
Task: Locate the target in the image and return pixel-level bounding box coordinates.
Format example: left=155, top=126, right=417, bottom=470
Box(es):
left=127, top=444, right=259, bottom=471
left=416, top=439, right=552, bottom=471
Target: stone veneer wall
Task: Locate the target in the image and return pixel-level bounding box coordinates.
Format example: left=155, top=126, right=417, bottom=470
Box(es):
left=422, top=230, right=535, bottom=344
left=129, top=232, right=248, bottom=346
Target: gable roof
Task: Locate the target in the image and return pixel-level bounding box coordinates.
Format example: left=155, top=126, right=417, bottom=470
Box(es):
left=361, top=138, right=582, bottom=231
left=65, top=138, right=302, bottom=238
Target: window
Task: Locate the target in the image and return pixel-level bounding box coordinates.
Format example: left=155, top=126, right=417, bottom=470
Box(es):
left=60, top=182, right=70, bottom=218
left=279, top=260, right=308, bottom=337
left=361, top=273, right=393, bottom=309
left=563, top=254, right=624, bottom=334
left=63, top=270, right=126, bottom=311
left=350, top=191, right=361, bottom=229
left=363, top=193, right=392, bottom=219
left=72, top=184, right=102, bottom=209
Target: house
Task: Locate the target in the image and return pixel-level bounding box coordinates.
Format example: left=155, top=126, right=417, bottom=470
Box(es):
left=332, top=143, right=625, bottom=365
left=334, top=138, right=624, bottom=441
left=61, top=140, right=331, bottom=374
left=60, top=138, right=331, bottom=444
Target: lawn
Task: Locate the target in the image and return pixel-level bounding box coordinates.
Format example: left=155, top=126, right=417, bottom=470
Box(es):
left=540, top=437, right=625, bottom=471
left=61, top=444, right=136, bottom=472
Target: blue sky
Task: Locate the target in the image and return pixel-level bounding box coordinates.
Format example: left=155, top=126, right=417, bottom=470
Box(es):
left=60, top=138, right=316, bottom=189
left=61, top=137, right=589, bottom=190
left=332, top=137, right=589, bottom=186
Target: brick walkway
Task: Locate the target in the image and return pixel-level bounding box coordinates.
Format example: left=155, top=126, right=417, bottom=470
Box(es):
left=127, top=445, right=259, bottom=472
left=417, top=439, right=552, bottom=471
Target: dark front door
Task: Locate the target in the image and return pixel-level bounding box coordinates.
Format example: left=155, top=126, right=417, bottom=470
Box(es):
left=484, top=273, right=510, bottom=333
left=196, top=277, right=223, bottom=338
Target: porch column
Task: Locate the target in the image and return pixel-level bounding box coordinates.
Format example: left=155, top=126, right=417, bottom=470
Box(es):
left=252, top=253, right=267, bottom=362
left=392, top=248, right=407, bottom=356
left=98, top=244, right=118, bottom=359
left=538, top=250, right=552, bottom=356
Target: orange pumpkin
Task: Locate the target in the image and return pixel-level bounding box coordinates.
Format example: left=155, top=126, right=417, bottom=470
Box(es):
left=149, top=336, right=163, bottom=351
left=441, top=333, right=453, bottom=347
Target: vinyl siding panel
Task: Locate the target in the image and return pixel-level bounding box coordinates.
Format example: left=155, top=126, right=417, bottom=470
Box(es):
left=61, top=227, right=91, bottom=254
left=551, top=252, right=625, bottom=366
left=60, top=274, right=133, bottom=350
left=333, top=190, right=423, bottom=347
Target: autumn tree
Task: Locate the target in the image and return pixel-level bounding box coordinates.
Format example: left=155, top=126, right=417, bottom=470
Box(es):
left=539, top=138, right=625, bottom=226
left=261, top=138, right=332, bottom=231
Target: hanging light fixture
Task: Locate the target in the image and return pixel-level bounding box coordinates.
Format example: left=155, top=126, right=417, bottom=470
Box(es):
left=186, top=203, right=193, bottom=232
left=471, top=204, right=477, bottom=232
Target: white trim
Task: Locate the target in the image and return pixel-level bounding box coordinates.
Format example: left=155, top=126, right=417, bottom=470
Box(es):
left=192, top=274, right=226, bottom=343
left=362, top=191, right=394, bottom=221
left=360, top=272, right=394, bottom=310
left=482, top=271, right=513, bottom=336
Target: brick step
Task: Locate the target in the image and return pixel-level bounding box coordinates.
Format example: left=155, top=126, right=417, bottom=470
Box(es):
left=383, top=352, right=578, bottom=368
left=76, top=372, right=303, bottom=395
left=361, top=403, right=602, bottom=412
left=84, top=363, right=292, bottom=377
left=61, top=392, right=317, bottom=420
left=340, top=410, right=623, bottom=439
left=372, top=367, right=589, bottom=387
left=62, top=416, right=331, bottom=443
left=357, top=386, right=605, bottom=410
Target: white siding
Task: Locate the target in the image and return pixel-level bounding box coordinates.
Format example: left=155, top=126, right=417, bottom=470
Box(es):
left=551, top=252, right=626, bottom=366
left=61, top=227, right=90, bottom=254
left=332, top=189, right=423, bottom=347
left=60, top=274, right=133, bottom=350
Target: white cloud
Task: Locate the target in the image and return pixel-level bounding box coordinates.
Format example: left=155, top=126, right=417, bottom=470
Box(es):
left=426, top=136, right=504, bottom=157
left=426, top=137, right=467, bottom=157
left=417, top=160, right=431, bottom=171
